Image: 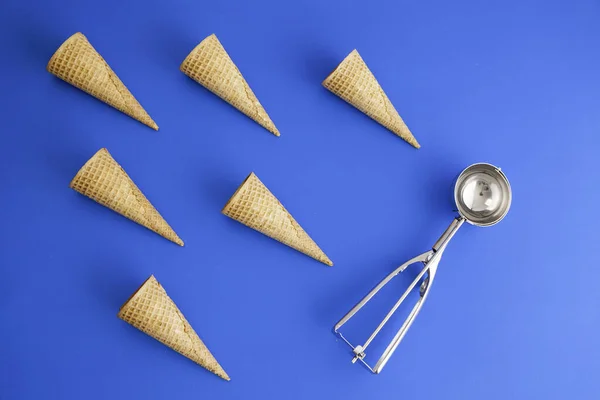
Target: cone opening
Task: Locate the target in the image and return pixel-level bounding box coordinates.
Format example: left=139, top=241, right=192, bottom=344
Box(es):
left=47, top=32, right=86, bottom=72
left=180, top=33, right=218, bottom=72
left=69, top=148, right=111, bottom=189
left=221, top=172, right=256, bottom=213
left=118, top=275, right=157, bottom=312
left=322, top=49, right=359, bottom=85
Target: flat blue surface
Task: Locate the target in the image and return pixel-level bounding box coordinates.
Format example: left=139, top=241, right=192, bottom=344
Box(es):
left=1, top=0, right=599, bottom=398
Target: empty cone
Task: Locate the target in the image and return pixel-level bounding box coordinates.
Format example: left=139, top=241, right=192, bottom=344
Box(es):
left=180, top=34, right=279, bottom=136
left=322, top=50, right=420, bottom=148
left=70, top=148, right=183, bottom=246
left=222, top=173, right=333, bottom=266
left=118, top=275, right=230, bottom=380
left=47, top=32, right=158, bottom=130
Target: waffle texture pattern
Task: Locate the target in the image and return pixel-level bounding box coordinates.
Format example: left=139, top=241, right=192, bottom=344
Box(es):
left=323, top=50, right=419, bottom=148
left=180, top=34, right=279, bottom=136
left=222, top=173, right=332, bottom=266
left=47, top=32, right=158, bottom=130
left=70, top=148, right=183, bottom=246
left=118, top=275, right=230, bottom=381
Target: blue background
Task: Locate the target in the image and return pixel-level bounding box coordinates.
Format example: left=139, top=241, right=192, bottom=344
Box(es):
left=1, top=0, right=599, bottom=398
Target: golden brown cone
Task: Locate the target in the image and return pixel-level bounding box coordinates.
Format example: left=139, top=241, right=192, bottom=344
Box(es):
left=322, top=50, right=420, bottom=148
left=222, top=173, right=333, bottom=266
left=70, top=148, right=183, bottom=246
left=118, top=276, right=230, bottom=381
left=180, top=34, right=279, bottom=136
left=47, top=32, right=158, bottom=130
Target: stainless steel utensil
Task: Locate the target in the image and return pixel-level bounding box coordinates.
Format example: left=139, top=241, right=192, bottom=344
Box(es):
left=334, top=163, right=512, bottom=374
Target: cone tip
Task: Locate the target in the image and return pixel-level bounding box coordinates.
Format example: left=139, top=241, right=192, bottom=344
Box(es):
left=390, top=127, right=421, bottom=149
left=398, top=131, right=420, bottom=149
left=135, top=109, right=158, bottom=131
left=259, top=121, right=280, bottom=137
left=320, top=254, right=334, bottom=266
left=214, top=364, right=230, bottom=381
left=407, top=131, right=421, bottom=148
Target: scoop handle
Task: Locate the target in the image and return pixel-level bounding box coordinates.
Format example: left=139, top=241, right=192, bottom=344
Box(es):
left=433, top=217, right=465, bottom=253
left=333, top=217, right=466, bottom=374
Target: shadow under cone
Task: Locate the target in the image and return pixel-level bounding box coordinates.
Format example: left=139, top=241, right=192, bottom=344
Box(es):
left=118, top=275, right=230, bottom=381
left=180, top=34, right=279, bottom=136
left=222, top=173, right=332, bottom=266
left=47, top=32, right=158, bottom=130
left=323, top=50, right=420, bottom=148
left=70, top=148, right=183, bottom=246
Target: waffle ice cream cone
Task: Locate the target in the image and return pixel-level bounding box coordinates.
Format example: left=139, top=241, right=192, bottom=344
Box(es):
left=180, top=34, right=279, bottom=136
left=323, top=50, right=420, bottom=148
left=70, top=148, right=183, bottom=246
left=118, top=275, right=230, bottom=380
left=47, top=32, right=158, bottom=130
left=222, top=173, right=332, bottom=266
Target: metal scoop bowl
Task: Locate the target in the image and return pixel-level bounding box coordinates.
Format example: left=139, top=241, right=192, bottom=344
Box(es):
left=334, top=163, right=512, bottom=374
